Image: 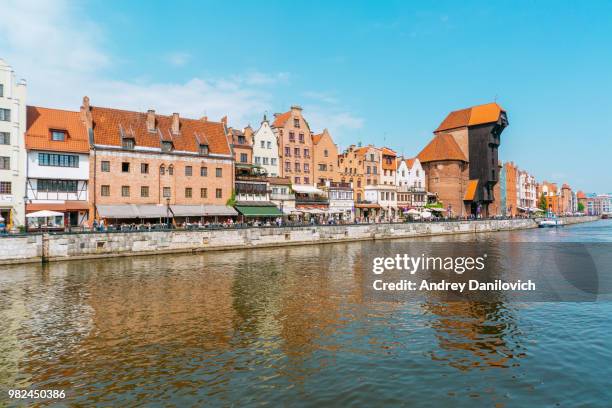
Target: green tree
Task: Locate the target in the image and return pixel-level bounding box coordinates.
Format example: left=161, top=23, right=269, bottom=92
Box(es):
left=577, top=202, right=585, bottom=212
left=538, top=193, right=547, bottom=211
left=226, top=190, right=236, bottom=206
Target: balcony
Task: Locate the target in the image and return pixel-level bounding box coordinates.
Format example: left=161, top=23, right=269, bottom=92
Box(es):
left=295, top=195, right=328, bottom=205
left=398, top=186, right=426, bottom=193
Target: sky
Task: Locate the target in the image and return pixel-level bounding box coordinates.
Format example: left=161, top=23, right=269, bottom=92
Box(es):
left=1, top=0, right=611, bottom=192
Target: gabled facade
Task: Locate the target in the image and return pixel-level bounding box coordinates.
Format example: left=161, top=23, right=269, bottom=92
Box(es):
left=396, top=157, right=427, bottom=210
left=252, top=116, right=279, bottom=177
left=0, top=59, right=27, bottom=229
left=312, top=128, right=338, bottom=185
left=272, top=106, right=314, bottom=186
left=25, top=106, right=90, bottom=227
left=380, top=147, right=397, bottom=185
left=338, top=144, right=381, bottom=202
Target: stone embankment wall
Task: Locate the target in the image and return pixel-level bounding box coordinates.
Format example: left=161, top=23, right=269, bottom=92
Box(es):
left=0, top=216, right=600, bottom=265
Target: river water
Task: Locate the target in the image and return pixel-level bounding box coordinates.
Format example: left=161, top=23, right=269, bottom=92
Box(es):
left=1, top=220, right=611, bottom=407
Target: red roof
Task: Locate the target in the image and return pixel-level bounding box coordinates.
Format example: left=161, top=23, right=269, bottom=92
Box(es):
left=417, top=133, right=467, bottom=163
left=26, top=106, right=90, bottom=153
left=90, top=106, right=231, bottom=155
left=272, top=111, right=291, bottom=128
left=576, top=191, right=586, bottom=199
left=435, top=102, right=505, bottom=132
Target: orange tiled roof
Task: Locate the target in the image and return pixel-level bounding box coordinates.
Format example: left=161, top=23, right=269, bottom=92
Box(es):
left=406, top=158, right=416, bottom=169
left=576, top=191, right=586, bottom=199
left=381, top=147, right=397, bottom=156
left=271, top=111, right=291, bottom=128
left=464, top=179, right=479, bottom=201
left=90, top=106, right=231, bottom=155
left=26, top=106, right=90, bottom=153
left=312, top=133, right=323, bottom=144
left=417, top=133, right=467, bottom=163
left=435, top=102, right=505, bottom=132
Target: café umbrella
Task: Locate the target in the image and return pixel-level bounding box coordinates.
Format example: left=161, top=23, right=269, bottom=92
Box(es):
left=26, top=210, right=64, bottom=228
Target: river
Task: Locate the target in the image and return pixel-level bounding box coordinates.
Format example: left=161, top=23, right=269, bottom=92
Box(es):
left=1, top=220, right=611, bottom=406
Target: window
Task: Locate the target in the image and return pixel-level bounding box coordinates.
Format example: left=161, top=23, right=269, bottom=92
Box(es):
left=254, top=156, right=261, bottom=164
left=121, top=162, right=130, bottom=172
left=161, top=141, right=173, bottom=152
left=0, top=132, right=9, bottom=145
left=37, top=180, right=78, bottom=192
left=200, top=166, right=208, bottom=177
left=49, top=130, right=66, bottom=141
left=294, top=147, right=300, bottom=157
left=141, top=186, right=149, bottom=197
left=163, top=187, right=171, bottom=198
left=122, top=138, right=135, bottom=150
left=100, top=161, right=110, bottom=172
left=285, top=146, right=291, bottom=156
left=294, top=177, right=300, bottom=184
left=318, top=164, right=327, bottom=171
left=141, top=163, right=149, bottom=174
left=0, top=181, right=11, bottom=194
left=215, top=188, right=222, bottom=199
left=367, top=166, right=371, bottom=174
left=160, top=165, right=165, bottom=175
left=0, top=156, right=9, bottom=170
left=199, top=144, right=209, bottom=155
left=121, top=186, right=130, bottom=197
left=0, top=84, right=3, bottom=97
left=324, top=149, right=328, bottom=157
left=101, top=185, right=110, bottom=196
left=200, top=188, right=208, bottom=198
left=168, top=165, right=174, bottom=175
left=357, top=179, right=361, bottom=187
left=294, top=118, right=300, bottom=128
left=185, top=165, right=192, bottom=176
left=289, top=132, right=295, bottom=142
left=215, top=167, right=222, bottom=177
left=260, top=141, right=265, bottom=148
left=263, top=157, right=269, bottom=165
left=304, top=163, right=309, bottom=172
left=271, top=158, right=277, bottom=165
left=185, top=187, right=192, bottom=198
left=0, top=108, right=10, bottom=122
left=240, top=153, right=248, bottom=163
left=304, top=148, right=309, bottom=158
left=373, top=167, right=377, bottom=175
left=299, top=133, right=304, bottom=143
left=267, top=141, right=271, bottom=149
left=238, top=135, right=246, bottom=144
left=304, top=177, right=309, bottom=184
left=285, top=161, right=291, bottom=171
left=294, top=162, right=300, bottom=172
left=39, top=153, right=78, bottom=167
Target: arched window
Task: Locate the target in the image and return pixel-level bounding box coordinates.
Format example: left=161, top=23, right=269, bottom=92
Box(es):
left=168, top=165, right=174, bottom=175
left=160, top=165, right=165, bottom=175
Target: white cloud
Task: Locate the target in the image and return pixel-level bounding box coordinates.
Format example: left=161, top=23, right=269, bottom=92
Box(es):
left=165, top=52, right=191, bottom=67
left=0, top=0, right=363, bottom=135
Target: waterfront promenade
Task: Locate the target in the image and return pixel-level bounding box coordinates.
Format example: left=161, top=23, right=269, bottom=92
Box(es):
left=0, top=216, right=598, bottom=265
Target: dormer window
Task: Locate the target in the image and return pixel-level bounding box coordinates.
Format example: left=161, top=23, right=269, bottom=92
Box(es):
left=51, top=130, right=66, bottom=141
left=199, top=144, right=209, bottom=155
left=238, top=135, right=246, bottom=144
left=161, top=141, right=173, bottom=152
left=122, top=137, right=135, bottom=150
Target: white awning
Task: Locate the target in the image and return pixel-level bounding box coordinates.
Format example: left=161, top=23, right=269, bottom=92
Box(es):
left=171, top=205, right=238, bottom=217
left=292, top=185, right=325, bottom=194
left=97, top=204, right=166, bottom=219
left=26, top=210, right=64, bottom=218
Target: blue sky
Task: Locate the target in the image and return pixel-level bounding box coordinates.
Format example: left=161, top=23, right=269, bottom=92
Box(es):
left=2, top=0, right=611, bottom=192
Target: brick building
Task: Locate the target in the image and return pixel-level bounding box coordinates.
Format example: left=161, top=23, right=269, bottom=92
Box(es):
left=501, top=161, right=518, bottom=216
left=338, top=144, right=381, bottom=203
left=81, top=97, right=236, bottom=222
left=272, top=106, right=314, bottom=186
left=312, top=128, right=338, bottom=185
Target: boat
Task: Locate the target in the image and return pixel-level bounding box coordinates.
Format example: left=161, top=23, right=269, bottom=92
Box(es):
left=538, top=218, right=563, bottom=228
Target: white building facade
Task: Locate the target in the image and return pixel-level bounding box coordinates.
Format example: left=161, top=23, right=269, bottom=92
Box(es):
left=0, top=59, right=27, bottom=229
left=364, top=184, right=398, bottom=221
left=252, top=117, right=279, bottom=177
left=518, top=171, right=537, bottom=210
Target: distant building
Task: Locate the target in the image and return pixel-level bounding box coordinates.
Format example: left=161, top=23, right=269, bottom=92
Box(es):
left=585, top=193, right=611, bottom=216
left=518, top=170, right=538, bottom=213
left=338, top=144, right=381, bottom=203
left=396, top=157, right=427, bottom=210
left=268, top=176, right=295, bottom=215
left=0, top=59, right=27, bottom=228
left=501, top=162, right=518, bottom=216
left=252, top=116, right=279, bottom=177
left=427, top=102, right=508, bottom=217
left=25, top=106, right=90, bottom=227
left=380, top=147, right=397, bottom=186
left=323, top=180, right=354, bottom=221
left=312, top=129, right=339, bottom=185
left=272, top=106, right=314, bottom=187
left=363, top=184, right=398, bottom=221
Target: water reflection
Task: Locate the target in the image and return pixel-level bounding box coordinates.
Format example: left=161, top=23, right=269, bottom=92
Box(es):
left=0, top=220, right=610, bottom=406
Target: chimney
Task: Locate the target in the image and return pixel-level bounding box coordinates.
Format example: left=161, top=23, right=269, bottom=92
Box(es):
left=146, top=109, right=156, bottom=132
left=80, top=96, right=93, bottom=130
left=290, top=105, right=302, bottom=114
left=171, top=113, right=180, bottom=135
left=200, top=116, right=208, bottom=122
